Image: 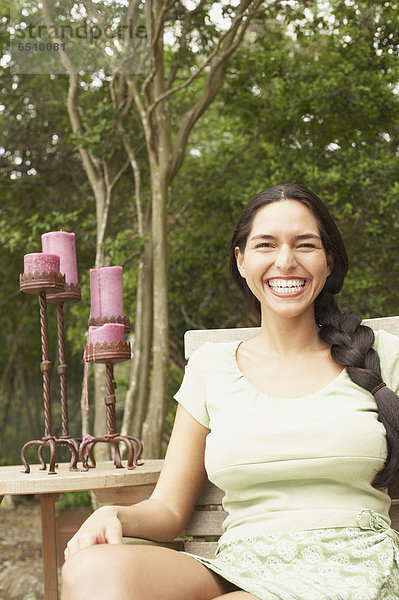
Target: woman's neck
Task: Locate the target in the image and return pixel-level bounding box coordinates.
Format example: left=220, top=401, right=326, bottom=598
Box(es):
left=257, top=309, right=324, bottom=359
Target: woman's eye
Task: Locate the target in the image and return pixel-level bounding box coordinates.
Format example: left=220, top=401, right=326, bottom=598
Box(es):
left=297, top=243, right=316, bottom=249
left=256, top=243, right=273, bottom=248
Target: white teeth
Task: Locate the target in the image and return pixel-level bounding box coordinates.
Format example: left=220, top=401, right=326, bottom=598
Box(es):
left=268, top=279, right=306, bottom=294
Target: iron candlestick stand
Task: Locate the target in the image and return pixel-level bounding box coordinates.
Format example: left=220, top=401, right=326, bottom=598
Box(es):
left=80, top=339, right=143, bottom=471
left=19, top=272, right=80, bottom=474
left=46, top=283, right=91, bottom=467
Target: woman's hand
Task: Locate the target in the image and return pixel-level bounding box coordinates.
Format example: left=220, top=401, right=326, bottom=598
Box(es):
left=64, top=505, right=122, bottom=560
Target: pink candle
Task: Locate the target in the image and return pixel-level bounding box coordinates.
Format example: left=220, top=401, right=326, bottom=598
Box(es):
left=90, top=266, right=123, bottom=319
left=89, top=269, right=101, bottom=319
left=41, top=231, right=78, bottom=285
left=24, top=253, right=60, bottom=275
left=88, top=324, right=125, bottom=346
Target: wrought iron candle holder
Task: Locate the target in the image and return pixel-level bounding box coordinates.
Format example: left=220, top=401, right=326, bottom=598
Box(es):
left=80, top=340, right=143, bottom=471
left=19, top=272, right=80, bottom=474
left=46, top=282, right=84, bottom=464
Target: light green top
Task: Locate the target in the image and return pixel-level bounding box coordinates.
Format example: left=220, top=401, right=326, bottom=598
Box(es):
left=174, top=329, right=399, bottom=546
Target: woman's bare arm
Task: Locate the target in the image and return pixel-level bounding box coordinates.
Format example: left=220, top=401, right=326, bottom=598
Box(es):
left=65, top=405, right=208, bottom=558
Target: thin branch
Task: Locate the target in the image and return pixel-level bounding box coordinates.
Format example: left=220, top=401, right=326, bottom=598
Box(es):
left=107, top=75, right=144, bottom=233
left=119, top=90, right=136, bottom=121
left=148, top=0, right=257, bottom=116
left=165, top=1, right=207, bottom=89
left=41, top=0, right=103, bottom=194
left=165, top=0, right=210, bottom=89
left=84, top=0, right=120, bottom=61
left=141, top=0, right=174, bottom=104
left=120, top=131, right=145, bottom=236
left=123, top=71, right=146, bottom=125
left=96, top=163, right=116, bottom=266
left=169, top=0, right=265, bottom=179
left=41, top=0, right=77, bottom=75
left=108, top=157, right=130, bottom=190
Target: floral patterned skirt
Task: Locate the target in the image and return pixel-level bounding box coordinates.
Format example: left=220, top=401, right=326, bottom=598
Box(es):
left=185, top=510, right=399, bottom=600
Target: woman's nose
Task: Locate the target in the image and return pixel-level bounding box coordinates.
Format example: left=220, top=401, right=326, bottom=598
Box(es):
left=274, top=246, right=297, bottom=270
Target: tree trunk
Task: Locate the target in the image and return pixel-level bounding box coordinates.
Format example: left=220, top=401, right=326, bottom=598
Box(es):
left=141, top=171, right=169, bottom=457
left=121, top=238, right=153, bottom=438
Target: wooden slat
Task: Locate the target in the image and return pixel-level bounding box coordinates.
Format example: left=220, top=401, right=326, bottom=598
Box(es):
left=185, top=510, right=225, bottom=537
left=363, top=316, right=399, bottom=336
left=196, top=481, right=225, bottom=506
left=184, top=316, right=399, bottom=359
left=123, top=537, right=184, bottom=551
left=389, top=503, right=399, bottom=530
left=184, top=541, right=218, bottom=558
left=389, top=477, right=399, bottom=500
left=96, top=481, right=224, bottom=507
left=184, top=327, right=260, bottom=359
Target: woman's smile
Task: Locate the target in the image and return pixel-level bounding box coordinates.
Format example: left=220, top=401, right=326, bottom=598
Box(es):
left=266, top=277, right=309, bottom=297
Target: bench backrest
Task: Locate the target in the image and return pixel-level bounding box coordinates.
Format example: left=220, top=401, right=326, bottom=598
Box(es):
left=183, top=316, right=399, bottom=555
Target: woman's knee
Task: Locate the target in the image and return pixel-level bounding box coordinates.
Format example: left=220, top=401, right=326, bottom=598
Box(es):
left=61, top=544, right=137, bottom=598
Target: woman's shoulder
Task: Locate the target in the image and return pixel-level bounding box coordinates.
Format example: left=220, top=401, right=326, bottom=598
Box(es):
left=187, top=340, right=240, bottom=369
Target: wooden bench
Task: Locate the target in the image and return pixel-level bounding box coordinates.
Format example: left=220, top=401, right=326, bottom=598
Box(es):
left=121, top=316, right=399, bottom=557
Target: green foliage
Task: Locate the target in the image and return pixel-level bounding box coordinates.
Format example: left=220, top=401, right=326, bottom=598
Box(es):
left=68, top=96, right=123, bottom=159
left=55, top=491, right=92, bottom=518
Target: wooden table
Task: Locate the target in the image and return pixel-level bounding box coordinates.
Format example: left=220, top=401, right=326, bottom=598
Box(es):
left=0, top=460, right=163, bottom=600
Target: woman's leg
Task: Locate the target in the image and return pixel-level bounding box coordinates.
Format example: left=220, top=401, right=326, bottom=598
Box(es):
left=61, top=543, right=237, bottom=600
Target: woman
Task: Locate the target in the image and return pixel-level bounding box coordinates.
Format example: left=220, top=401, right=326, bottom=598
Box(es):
left=62, top=184, right=399, bottom=600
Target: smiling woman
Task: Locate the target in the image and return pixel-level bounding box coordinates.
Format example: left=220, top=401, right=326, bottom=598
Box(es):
left=229, top=184, right=399, bottom=485
left=61, top=184, right=399, bottom=600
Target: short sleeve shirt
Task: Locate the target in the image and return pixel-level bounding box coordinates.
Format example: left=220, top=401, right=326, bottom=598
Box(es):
left=174, top=329, right=399, bottom=545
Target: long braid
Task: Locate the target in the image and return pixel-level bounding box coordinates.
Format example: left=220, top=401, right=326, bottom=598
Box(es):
left=315, top=290, right=399, bottom=488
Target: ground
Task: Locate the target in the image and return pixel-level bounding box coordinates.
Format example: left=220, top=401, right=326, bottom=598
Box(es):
left=0, top=499, right=47, bottom=600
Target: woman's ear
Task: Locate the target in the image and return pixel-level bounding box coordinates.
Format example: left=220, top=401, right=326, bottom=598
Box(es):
left=235, top=246, right=246, bottom=278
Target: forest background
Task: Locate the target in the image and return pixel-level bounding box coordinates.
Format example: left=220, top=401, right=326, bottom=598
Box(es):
left=1, top=0, right=398, bottom=470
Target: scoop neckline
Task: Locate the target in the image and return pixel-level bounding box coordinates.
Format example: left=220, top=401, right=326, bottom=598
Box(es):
left=231, top=339, right=347, bottom=401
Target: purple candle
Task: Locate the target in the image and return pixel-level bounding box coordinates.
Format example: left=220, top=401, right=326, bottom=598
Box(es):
left=41, top=231, right=78, bottom=285
left=88, top=323, right=125, bottom=346
left=24, top=253, right=60, bottom=275
left=90, top=266, right=123, bottom=319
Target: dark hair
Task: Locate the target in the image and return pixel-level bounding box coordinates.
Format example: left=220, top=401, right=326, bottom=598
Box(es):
left=230, top=183, right=399, bottom=489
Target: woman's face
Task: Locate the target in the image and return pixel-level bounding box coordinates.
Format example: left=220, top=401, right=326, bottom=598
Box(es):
left=235, top=200, right=334, bottom=321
